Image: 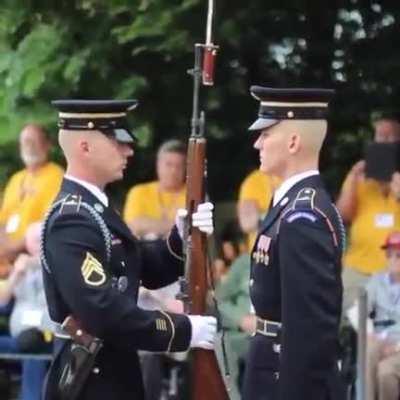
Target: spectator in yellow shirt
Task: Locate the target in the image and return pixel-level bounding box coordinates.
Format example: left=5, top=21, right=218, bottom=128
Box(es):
left=337, top=114, right=400, bottom=310
left=237, top=169, right=280, bottom=250
left=123, top=139, right=186, bottom=239
left=0, top=124, right=64, bottom=269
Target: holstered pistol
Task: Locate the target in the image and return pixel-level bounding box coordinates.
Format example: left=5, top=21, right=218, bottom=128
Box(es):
left=58, top=316, right=103, bottom=400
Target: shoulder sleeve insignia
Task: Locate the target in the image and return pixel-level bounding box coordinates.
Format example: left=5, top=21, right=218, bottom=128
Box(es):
left=286, top=211, right=317, bottom=223
left=81, top=252, right=107, bottom=286
left=293, top=187, right=316, bottom=210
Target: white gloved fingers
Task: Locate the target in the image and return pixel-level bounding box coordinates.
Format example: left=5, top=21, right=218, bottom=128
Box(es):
left=203, top=331, right=216, bottom=343
left=202, top=316, right=217, bottom=328
left=188, top=315, right=217, bottom=349
left=192, top=218, right=212, bottom=228
left=201, top=226, right=214, bottom=235
left=192, top=211, right=213, bottom=220
left=190, top=315, right=217, bottom=327
left=192, top=202, right=214, bottom=235
left=196, top=202, right=214, bottom=212
left=192, top=223, right=213, bottom=235
left=198, top=328, right=217, bottom=349
left=197, top=341, right=214, bottom=350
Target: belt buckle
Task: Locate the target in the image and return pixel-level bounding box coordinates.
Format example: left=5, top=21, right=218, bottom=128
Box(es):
left=256, top=318, right=281, bottom=338
left=264, top=320, right=277, bottom=337
left=258, top=319, right=275, bottom=337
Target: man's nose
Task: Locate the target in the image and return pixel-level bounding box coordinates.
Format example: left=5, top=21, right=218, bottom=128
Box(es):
left=125, top=145, right=134, bottom=157
left=254, top=136, right=262, bottom=150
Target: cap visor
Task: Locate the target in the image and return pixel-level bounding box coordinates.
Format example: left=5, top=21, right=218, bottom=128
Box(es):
left=248, top=118, right=278, bottom=131
left=113, top=128, right=136, bottom=143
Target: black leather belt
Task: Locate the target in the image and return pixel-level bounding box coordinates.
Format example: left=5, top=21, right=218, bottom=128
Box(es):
left=256, top=317, right=281, bottom=337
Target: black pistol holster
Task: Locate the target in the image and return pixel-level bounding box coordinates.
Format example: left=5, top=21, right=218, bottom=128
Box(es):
left=58, top=316, right=103, bottom=400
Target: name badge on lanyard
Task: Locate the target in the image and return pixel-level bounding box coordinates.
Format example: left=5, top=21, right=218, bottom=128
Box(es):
left=6, top=214, right=21, bottom=234
left=375, top=213, right=394, bottom=228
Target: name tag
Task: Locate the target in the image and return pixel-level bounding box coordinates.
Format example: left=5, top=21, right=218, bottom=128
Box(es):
left=375, top=213, right=394, bottom=228
left=21, top=310, right=43, bottom=327
left=5, top=214, right=20, bottom=234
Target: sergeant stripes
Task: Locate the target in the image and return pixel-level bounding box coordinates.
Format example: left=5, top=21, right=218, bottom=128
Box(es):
left=81, top=252, right=106, bottom=286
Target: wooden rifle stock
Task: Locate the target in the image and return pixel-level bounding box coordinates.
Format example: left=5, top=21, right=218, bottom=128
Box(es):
left=185, top=138, right=229, bottom=400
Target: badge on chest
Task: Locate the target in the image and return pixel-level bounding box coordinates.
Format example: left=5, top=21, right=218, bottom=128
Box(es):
left=252, top=235, right=271, bottom=266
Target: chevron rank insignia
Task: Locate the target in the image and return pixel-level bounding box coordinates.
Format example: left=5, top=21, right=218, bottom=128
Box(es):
left=81, top=252, right=106, bottom=286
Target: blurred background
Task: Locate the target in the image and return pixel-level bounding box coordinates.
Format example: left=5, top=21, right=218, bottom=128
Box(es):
left=1, top=0, right=399, bottom=203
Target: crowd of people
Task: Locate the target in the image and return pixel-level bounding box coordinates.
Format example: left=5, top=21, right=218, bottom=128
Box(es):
left=1, top=107, right=400, bottom=400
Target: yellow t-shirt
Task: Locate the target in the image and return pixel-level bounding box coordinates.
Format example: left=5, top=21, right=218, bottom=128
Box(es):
left=0, top=162, right=64, bottom=242
left=343, top=177, right=400, bottom=274
left=238, top=169, right=280, bottom=250
left=123, top=181, right=186, bottom=223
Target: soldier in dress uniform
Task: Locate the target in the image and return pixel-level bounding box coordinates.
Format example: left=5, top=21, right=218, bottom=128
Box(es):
left=242, top=87, right=345, bottom=400
left=40, top=99, right=217, bottom=400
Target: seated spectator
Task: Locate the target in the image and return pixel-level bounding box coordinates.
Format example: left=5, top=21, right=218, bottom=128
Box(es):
left=337, top=113, right=400, bottom=311
left=0, top=124, right=63, bottom=276
left=216, top=252, right=254, bottom=400
left=357, top=231, right=400, bottom=400
left=237, top=169, right=280, bottom=251
left=0, top=222, right=53, bottom=400
left=123, top=139, right=186, bottom=240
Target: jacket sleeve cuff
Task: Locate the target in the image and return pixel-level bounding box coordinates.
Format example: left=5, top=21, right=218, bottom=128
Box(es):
left=166, top=226, right=184, bottom=261
left=160, top=311, right=192, bottom=352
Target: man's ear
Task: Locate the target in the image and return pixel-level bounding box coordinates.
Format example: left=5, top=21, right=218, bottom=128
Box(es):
left=79, top=139, right=90, bottom=155
left=288, top=132, right=300, bottom=155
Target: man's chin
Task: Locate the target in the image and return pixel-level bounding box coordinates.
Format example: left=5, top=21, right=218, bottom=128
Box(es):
left=107, top=171, right=124, bottom=184
left=22, top=158, right=47, bottom=169
left=115, top=172, right=124, bottom=181
left=259, top=164, right=270, bottom=174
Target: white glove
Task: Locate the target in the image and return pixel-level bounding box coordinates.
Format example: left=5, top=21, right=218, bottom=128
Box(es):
left=188, top=315, right=217, bottom=350
left=175, top=202, right=214, bottom=238
left=192, top=202, right=214, bottom=235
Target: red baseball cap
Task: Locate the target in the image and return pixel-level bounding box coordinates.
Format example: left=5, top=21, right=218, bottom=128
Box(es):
left=382, top=232, right=400, bottom=249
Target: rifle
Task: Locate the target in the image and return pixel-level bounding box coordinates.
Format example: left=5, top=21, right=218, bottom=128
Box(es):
left=178, top=1, right=230, bottom=399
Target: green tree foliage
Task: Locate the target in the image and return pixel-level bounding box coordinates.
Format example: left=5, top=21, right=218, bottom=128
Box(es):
left=0, top=0, right=399, bottom=199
